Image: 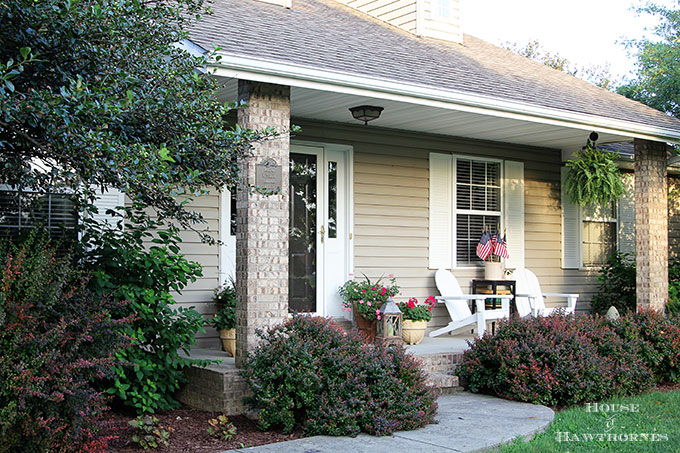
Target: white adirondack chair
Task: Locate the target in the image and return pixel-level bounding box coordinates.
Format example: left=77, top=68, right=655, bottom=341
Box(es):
left=510, top=268, right=579, bottom=317
left=429, top=269, right=512, bottom=338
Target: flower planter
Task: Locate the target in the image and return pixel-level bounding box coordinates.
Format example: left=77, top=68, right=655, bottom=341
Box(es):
left=219, top=328, right=236, bottom=357
left=402, top=320, right=428, bottom=345
left=353, top=306, right=376, bottom=343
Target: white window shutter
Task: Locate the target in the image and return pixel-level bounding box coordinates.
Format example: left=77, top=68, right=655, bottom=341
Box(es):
left=92, top=189, right=125, bottom=228
left=503, top=161, right=524, bottom=270
left=429, top=153, right=453, bottom=269
left=618, top=174, right=635, bottom=257
left=561, top=167, right=580, bottom=268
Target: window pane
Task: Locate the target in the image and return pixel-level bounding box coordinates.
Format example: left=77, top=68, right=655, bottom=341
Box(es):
left=583, top=221, right=616, bottom=267
left=456, top=184, right=470, bottom=210
left=0, top=190, right=76, bottom=243
left=487, top=187, right=500, bottom=211
left=328, top=161, right=337, bottom=239
left=583, top=201, right=616, bottom=219
left=487, top=162, right=500, bottom=187
left=471, top=161, right=486, bottom=185
left=456, top=214, right=500, bottom=265
left=457, top=159, right=470, bottom=184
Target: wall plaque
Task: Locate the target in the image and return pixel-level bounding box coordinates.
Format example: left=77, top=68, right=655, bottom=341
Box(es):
left=256, top=158, right=282, bottom=192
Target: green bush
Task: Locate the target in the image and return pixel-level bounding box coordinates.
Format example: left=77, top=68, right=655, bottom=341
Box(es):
left=668, top=261, right=680, bottom=315
left=610, top=310, right=680, bottom=384
left=83, top=216, right=210, bottom=414
left=457, top=314, right=654, bottom=408
left=0, top=235, right=130, bottom=452
left=241, top=315, right=437, bottom=436
left=590, top=252, right=636, bottom=315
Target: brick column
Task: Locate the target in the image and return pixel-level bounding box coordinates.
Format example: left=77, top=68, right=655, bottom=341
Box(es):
left=235, top=81, right=290, bottom=367
left=634, top=138, right=668, bottom=312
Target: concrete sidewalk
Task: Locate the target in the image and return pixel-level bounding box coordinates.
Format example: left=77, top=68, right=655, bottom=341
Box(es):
left=223, top=392, right=554, bottom=452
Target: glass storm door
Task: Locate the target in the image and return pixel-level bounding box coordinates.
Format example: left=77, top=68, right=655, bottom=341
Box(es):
left=289, top=145, right=349, bottom=317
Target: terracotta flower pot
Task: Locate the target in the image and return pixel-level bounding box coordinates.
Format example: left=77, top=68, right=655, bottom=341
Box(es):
left=402, top=319, right=428, bottom=345
left=219, top=328, right=236, bottom=357
left=353, top=306, right=376, bottom=343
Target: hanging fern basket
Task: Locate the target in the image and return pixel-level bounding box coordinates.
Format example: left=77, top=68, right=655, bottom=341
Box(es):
left=564, top=141, right=625, bottom=206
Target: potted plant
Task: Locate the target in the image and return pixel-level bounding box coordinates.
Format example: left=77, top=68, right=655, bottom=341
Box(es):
left=398, top=297, right=436, bottom=345
left=338, top=274, right=400, bottom=342
left=212, top=282, right=236, bottom=357
left=564, top=139, right=625, bottom=207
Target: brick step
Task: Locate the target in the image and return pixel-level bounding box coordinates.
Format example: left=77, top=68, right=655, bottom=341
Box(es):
left=426, top=372, right=463, bottom=395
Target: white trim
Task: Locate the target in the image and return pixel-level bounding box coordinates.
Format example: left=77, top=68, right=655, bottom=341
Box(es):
left=207, top=54, right=680, bottom=144
left=218, top=189, right=236, bottom=285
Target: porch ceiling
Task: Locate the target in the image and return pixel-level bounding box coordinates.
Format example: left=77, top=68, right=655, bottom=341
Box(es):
left=216, top=79, right=636, bottom=152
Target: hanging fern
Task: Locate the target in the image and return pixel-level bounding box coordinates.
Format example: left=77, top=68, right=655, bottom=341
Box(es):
left=565, top=141, right=625, bottom=206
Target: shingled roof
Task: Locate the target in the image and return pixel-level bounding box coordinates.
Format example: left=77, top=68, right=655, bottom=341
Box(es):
left=189, top=0, right=680, bottom=136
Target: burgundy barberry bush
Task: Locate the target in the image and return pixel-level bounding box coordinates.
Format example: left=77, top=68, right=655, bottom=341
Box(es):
left=241, top=315, right=437, bottom=437
left=457, top=313, right=654, bottom=408
left=0, top=236, right=130, bottom=452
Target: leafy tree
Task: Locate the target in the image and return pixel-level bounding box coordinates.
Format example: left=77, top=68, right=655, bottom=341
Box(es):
left=0, top=0, right=273, bottom=231
left=617, top=1, right=680, bottom=118
left=505, top=39, right=615, bottom=90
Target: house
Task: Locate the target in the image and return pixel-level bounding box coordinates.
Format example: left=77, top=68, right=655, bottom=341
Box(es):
left=130, top=0, right=680, bottom=358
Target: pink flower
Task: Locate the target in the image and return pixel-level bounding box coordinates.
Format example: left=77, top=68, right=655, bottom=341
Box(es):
left=381, top=287, right=386, bottom=296
left=362, top=289, right=366, bottom=293
left=359, top=300, right=364, bottom=304
left=367, top=301, right=372, bottom=306
left=348, top=273, right=354, bottom=277
left=388, top=273, right=394, bottom=278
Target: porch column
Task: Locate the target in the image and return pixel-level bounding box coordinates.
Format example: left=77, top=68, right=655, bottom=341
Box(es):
left=634, top=138, right=668, bottom=312
left=235, top=81, right=290, bottom=367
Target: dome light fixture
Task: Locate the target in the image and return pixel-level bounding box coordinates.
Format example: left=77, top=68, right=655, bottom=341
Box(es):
left=349, top=105, right=384, bottom=125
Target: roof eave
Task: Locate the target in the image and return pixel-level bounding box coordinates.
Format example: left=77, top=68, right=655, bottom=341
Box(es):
left=207, top=51, right=680, bottom=145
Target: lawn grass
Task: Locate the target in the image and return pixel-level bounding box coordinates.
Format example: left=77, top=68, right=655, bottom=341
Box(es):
left=498, top=389, right=680, bottom=452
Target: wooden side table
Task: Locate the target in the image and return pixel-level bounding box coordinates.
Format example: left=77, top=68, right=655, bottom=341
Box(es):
left=472, top=280, right=517, bottom=315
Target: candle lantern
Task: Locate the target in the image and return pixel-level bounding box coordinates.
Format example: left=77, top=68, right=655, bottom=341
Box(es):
left=377, top=296, right=403, bottom=346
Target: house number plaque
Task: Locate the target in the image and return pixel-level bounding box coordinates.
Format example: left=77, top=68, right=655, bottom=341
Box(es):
left=256, top=158, right=282, bottom=192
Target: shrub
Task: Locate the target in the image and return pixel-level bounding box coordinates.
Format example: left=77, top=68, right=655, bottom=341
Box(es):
left=83, top=216, right=210, bottom=414
left=668, top=261, right=680, bottom=315
left=457, top=314, right=653, bottom=408
left=0, top=235, right=130, bottom=452
left=609, top=310, right=680, bottom=384
left=207, top=415, right=237, bottom=440
left=590, top=252, right=636, bottom=315
left=241, top=316, right=437, bottom=437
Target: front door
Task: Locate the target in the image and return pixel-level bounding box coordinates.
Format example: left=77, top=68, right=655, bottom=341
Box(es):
left=289, top=145, right=350, bottom=317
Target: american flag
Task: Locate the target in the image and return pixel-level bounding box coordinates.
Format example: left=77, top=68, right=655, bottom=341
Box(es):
left=491, top=229, right=498, bottom=246
left=493, top=233, right=510, bottom=259
left=476, top=230, right=493, bottom=261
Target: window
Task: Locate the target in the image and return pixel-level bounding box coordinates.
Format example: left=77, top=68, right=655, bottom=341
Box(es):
left=429, top=153, right=523, bottom=270
left=433, top=0, right=451, bottom=18
left=561, top=168, right=634, bottom=269
left=455, top=159, right=502, bottom=265
left=581, top=202, right=617, bottom=267
left=0, top=190, right=78, bottom=242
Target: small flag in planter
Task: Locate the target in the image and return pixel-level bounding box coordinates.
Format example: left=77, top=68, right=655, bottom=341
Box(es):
left=493, top=233, right=510, bottom=259
left=476, top=230, right=493, bottom=261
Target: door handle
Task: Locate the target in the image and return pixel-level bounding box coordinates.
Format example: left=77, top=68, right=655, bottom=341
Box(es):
left=320, top=224, right=325, bottom=243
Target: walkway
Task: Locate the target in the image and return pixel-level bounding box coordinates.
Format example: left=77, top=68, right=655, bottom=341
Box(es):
left=222, top=392, right=554, bottom=452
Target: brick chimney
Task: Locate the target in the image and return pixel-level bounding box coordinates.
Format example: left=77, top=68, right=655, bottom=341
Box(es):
left=335, top=0, right=463, bottom=44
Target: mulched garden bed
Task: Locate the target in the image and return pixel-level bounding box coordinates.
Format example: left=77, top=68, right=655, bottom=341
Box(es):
left=104, top=407, right=304, bottom=452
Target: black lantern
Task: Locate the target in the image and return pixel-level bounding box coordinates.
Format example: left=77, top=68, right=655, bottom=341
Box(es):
left=349, top=105, right=384, bottom=125
left=377, top=297, right=403, bottom=346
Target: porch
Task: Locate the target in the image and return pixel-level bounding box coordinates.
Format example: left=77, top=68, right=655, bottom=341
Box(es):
left=177, top=334, right=472, bottom=416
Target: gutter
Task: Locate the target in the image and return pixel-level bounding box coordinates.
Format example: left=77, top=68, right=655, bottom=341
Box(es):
left=207, top=52, right=680, bottom=145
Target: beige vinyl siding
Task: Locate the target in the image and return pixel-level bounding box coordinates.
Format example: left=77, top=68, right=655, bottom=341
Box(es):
left=421, top=0, right=462, bottom=43
left=335, top=0, right=417, bottom=34
left=296, top=120, right=598, bottom=331
left=164, top=190, right=221, bottom=348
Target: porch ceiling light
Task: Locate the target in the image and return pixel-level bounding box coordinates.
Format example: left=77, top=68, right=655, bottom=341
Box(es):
left=349, top=105, right=384, bottom=125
